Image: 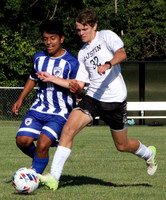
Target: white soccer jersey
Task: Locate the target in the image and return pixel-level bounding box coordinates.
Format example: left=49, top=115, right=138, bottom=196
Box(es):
left=29, top=50, right=79, bottom=119
left=76, top=30, right=127, bottom=102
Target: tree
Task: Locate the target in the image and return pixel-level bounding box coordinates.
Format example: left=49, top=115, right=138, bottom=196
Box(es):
left=117, top=0, right=166, bottom=60
left=0, top=32, right=36, bottom=86
left=0, top=0, right=166, bottom=86
left=0, top=0, right=85, bottom=86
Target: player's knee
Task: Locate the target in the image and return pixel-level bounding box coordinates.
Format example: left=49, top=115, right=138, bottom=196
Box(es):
left=62, top=124, right=75, bottom=138
left=36, top=142, right=49, bottom=154
left=36, top=135, right=51, bottom=154
left=16, top=136, right=32, bottom=149
left=115, top=143, right=127, bottom=152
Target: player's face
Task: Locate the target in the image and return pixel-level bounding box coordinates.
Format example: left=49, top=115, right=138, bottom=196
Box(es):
left=76, top=22, right=97, bottom=44
left=43, top=32, right=65, bottom=57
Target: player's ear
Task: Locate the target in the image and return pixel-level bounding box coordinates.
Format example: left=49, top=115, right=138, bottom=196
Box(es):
left=93, top=23, right=97, bottom=31
left=60, top=35, right=65, bottom=44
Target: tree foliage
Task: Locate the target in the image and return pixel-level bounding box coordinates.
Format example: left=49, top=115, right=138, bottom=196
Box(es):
left=0, top=32, right=36, bottom=86
left=0, top=0, right=166, bottom=86
left=119, top=0, right=166, bottom=60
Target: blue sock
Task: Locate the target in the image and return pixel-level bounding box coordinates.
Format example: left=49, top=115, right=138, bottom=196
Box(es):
left=32, top=153, right=49, bottom=174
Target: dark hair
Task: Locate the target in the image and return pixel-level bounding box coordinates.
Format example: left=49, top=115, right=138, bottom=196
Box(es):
left=75, top=8, right=98, bottom=27
left=40, top=20, right=64, bottom=37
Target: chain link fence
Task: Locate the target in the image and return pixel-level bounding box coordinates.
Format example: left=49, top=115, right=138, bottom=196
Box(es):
left=1, top=61, right=166, bottom=124
left=0, top=87, right=37, bottom=121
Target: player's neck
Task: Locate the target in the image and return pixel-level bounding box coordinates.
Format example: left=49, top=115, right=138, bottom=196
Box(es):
left=50, top=48, right=66, bottom=58
left=87, top=31, right=97, bottom=44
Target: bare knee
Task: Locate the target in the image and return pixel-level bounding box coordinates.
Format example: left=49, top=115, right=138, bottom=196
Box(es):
left=114, top=138, right=140, bottom=153
left=111, top=129, right=129, bottom=152
left=62, top=124, right=76, bottom=138
left=115, top=144, right=127, bottom=152
left=36, top=140, right=50, bottom=154
left=36, top=134, right=52, bottom=157
left=114, top=140, right=128, bottom=152
left=16, top=136, right=33, bottom=149
left=58, top=124, right=77, bottom=148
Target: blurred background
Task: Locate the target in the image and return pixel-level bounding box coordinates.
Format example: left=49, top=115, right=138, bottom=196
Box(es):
left=0, top=0, right=166, bottom=124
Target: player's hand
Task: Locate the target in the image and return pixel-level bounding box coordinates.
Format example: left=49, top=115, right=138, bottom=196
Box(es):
left=36, top=71, right=52, bottom=82
left=12, top=100, right=22, bottom=115
left=97, top=63, right=110, bottom=75
left=69, top=80, right=82, bottom=94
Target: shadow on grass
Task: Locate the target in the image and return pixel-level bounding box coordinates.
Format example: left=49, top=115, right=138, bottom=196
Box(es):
left=59, top=175, right=152, bottom=188
left=6, top=175, right=151, bottom=192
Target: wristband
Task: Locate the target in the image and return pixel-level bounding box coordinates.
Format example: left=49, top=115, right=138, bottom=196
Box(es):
left=105, top=61, right=112, bottom=69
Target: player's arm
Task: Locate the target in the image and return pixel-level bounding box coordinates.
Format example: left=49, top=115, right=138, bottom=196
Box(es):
left=109, top=47, right=127, bottom=66
left=98, top=48, right=127, bottom=75
left=37, top=71, right=85, bottom=96
left=36, top=71, right=76, bottom=89
left=12, top=78, right=35, bottom=115
left=69, top=80, right=85, bottom=97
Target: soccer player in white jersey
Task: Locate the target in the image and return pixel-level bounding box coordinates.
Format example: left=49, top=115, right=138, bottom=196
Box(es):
left=37, top=8, right=157, bottom=190
left=12, top=20, right=79, bottom=174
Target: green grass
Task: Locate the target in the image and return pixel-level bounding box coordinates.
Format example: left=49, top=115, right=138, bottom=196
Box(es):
left=1, top=121, right=166, bottom=200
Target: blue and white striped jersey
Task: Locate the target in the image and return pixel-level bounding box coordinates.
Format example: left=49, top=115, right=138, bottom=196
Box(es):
left=29, top=50, right=79, bottom=119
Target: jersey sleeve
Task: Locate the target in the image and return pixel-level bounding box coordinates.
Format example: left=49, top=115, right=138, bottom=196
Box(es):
left=101, top=30, right=124, bottom=53
left=29, top=54, right=38, bottom=81
left=29, top=68, right=38, bottom=81
left=75, top=51, right=90, bottom=83
left=68, top=58, right=80, bottom=79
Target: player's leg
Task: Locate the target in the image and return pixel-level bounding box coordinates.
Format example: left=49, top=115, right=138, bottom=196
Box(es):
left=36, top=133, right=52, bottom=158
left=101, top=100, right=157, bottom=175
left=16, top=136, right=36, bottom=158
left=111, top=128, right=157, bottom=175
left=38, top=109, right=91, bottom=189
left=32, top=115, right=67, bottom=174
left=16, top=110, right=42, bottom=158
left=51, top=109, right=91, bottom=175
left=32, top=133, right=52, bottom=174
left=111, top=128, right=140, bottom=153
left=111, top=128, right=151, bottom=156
left=59, top=109, right=91, bottom=148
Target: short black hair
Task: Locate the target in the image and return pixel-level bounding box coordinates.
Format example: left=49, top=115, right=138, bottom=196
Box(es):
left=40, top=20, right=64, bottom=37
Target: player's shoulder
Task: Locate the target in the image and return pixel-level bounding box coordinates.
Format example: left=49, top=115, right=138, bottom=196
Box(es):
left=78, top=43, right=88, bottom=58
left=63, top=51, right=79, bottom=63
left=99, top=30, right=119, bottom=38
left=99, top=30, right=123, bottom=45
left=33, top=50, right=47, bottom=61
left=64, top=51, right=77, bottom=60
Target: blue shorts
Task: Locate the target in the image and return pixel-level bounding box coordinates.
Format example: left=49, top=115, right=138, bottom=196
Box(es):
left=16, top=110, right=66, bottom=146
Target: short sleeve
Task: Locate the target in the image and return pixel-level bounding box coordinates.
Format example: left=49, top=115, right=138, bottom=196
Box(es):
left=101, top=30, right=124, bottom=53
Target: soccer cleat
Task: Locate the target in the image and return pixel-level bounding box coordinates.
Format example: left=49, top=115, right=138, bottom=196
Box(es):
left=37, top=173, right=59, bottom=190
left=146, top=146, right=157, bottom=175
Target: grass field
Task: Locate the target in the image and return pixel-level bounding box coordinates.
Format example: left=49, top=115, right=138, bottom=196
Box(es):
left=1, top=121, right=166, bottom=200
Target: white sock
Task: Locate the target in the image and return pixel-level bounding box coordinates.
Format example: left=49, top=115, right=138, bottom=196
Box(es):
left=135, top=141, right=153, bottom=160
left=51, top=146, right=71, bottom=182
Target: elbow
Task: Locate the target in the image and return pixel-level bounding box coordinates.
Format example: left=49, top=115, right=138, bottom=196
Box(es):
left=124, top=52, right=127, bottom=61
left=122, top=48, right=127, bottom=61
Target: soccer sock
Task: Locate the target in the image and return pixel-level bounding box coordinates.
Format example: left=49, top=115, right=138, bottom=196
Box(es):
left=135, top=141, right=153, bottom=160
left=22, top=143, right=36, bottom=158
left=51, top=146, right=71, bottom=182
left=32, top=153, right=49, bottom=174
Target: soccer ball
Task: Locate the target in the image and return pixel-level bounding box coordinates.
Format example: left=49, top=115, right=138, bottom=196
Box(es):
left=12, top=167, right=39, bottom=194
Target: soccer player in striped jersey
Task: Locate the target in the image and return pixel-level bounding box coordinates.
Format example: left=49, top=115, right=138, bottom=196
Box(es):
left=37, top=8, right=157, bottom=190
left=12, top=20, right=79, bottom=174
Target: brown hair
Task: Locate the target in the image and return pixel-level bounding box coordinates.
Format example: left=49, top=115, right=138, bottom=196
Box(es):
left=75, top=8, right=98, bottom=27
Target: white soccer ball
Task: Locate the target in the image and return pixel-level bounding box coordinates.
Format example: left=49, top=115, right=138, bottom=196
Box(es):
left=12, top=167, right=39, bottom=194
